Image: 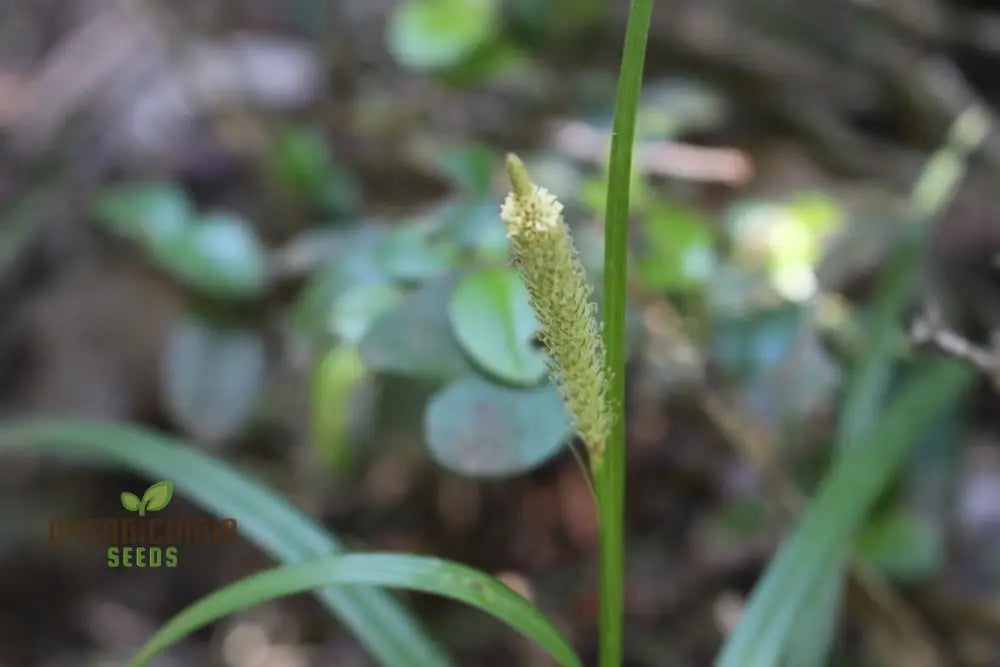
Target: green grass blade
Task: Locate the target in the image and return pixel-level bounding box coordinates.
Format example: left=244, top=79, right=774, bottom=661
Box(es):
left=0, top=420, right=454, bottom=667
left=129, top=553, right=583, bottom=667
left=715, top=359, right=974, bottom=667
left=835, top=106, right=990, bottom=452
left=597, top=2, right=654, bottom=666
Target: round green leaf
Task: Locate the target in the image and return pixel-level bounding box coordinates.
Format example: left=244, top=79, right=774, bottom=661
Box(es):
left=425, top=377, right=571, bottom=477
left=374, top=220, right=459, bottom=282
left=360, top=278, right=473, bottom=381
left=387, top=0, right=495, bottom=71
left=449, top=268, right=547, bottom=386
left=162, top=316, right=267, bottom=443
left=93, top=182, right=192, bottom=245
left=142, top=480, right=175, bottom=512
left=156, top=214, right=267, bottom=299
left=329, top=282, right=405, bottom=344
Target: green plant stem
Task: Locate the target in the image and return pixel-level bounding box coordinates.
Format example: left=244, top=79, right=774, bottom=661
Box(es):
left=596, top=2, right=653, bottom=666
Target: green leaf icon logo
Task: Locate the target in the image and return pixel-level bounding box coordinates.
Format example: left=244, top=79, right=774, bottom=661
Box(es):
left=121, top=492, right=141, bottom=512
left=140, top=481, right=174, bottom=515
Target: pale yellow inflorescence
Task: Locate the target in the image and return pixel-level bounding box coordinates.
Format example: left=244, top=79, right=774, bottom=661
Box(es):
left=500, top=153, right=613, bottom=469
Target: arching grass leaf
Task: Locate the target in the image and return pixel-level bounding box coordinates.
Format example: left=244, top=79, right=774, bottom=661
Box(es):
left=0, top=420, right=454, bottom=667
left=130, top=553, right=583, bottom=667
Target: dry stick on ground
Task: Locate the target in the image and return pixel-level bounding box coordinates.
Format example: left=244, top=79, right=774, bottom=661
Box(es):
left=641, top=298, right=953, bottom=666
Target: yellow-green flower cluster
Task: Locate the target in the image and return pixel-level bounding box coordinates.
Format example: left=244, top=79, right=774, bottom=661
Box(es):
left=500, top=153, right=612, bottom=468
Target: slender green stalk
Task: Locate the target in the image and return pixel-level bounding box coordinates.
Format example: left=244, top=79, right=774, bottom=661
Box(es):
left=597, top=2, right=653, bottom=666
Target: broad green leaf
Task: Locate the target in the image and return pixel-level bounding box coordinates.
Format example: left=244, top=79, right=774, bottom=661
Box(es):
left=442, top=199, right=509, bottom=258
left=425, top=377, right=570, bottom=477
left=449, top=268, right=547, bottom=386
left=162, top=316, right=266, bottom=443
left=131, top=553, right=582, bottom=667
left=715, top=359, right=973, bottom=667
left=155, top=214, right=268, bottom=299
left=291, top=226, right=388, bottom=337
left=0, top=421, right=454, bottom=667
left=120, top=491, right=141, bottom=512
left=637, top=200, right=715, bottom=291
left=360, top=278, right=474, bottom=381
left=141, top=481, right=174, bottom=513
left=329, top=282, right=404, bottom=344
left=387, top=0, right=495, bottom=70
left=374, top=219, right=459, bottom=282
left=93, top=182, right=192, bottom=245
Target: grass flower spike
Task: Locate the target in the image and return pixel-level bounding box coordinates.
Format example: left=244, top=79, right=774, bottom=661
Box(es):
left=501, top=153, right=613, bottom=469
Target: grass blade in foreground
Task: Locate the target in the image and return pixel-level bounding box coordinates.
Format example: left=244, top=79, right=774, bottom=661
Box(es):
left=131, top=553, right=583, bottom=667
left=0, top=421, right=453, bottom=667
left=715, top=359, right=974, bottom=667
left=598, top=1, right=653, bottom=666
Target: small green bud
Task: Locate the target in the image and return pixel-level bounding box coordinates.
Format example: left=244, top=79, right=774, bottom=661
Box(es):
left=500, top=153, right=613, bottom=469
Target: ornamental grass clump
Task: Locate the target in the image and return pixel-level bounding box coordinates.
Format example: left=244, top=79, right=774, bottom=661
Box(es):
left=500, top=153, right=613, bottom=470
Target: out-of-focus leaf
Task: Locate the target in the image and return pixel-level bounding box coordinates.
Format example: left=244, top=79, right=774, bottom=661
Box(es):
left=360, top=278, right=474, bottom=381
left=329, top=282, right=405, bottom=344
left=375, top=219, right=459, bottom=282
left=270, top=126, right=361, bottom=217
left=443, top=199, right=509, bottom=258
left=713, top=305, right=840, bottom=426
left=637, top=200, right=715, bottom=291
left=93, top=182, right=192, bottom=245
left=715, top=359, right=973, bottom=667
left=156, top=214, right=268, bottom=299
left=312, top=344, right=372, bottom=470
left=856, top=509, right=942, bottom=582
left=291, top=226, right=388, bottom=336
left=425, top=377, right=570, bottom=477
left=387, top=0, right=495, bottom=71
left=437, top=145, right=495, bottom=195
left=162, top=315, right=266, bottom=443
left=449, top=268, right=547, bottom=386
left=780, top=566, right=844, bottom=667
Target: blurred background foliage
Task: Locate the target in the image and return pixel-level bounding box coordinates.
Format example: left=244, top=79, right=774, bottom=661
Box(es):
left=3, top=0, right=1000, bottom=665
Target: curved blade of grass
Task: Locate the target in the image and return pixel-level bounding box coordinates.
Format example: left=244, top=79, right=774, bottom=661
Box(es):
left=0, top=420, right=453, bottom=667
left=598, top=2, right=654, bottom=666
left=130, top=553, right=582, bottom=667
left=715, top=359, right=973, bottom=667
left=780, top=105, right=990, bottom=667
left=835, top=105, right=990, bottom=452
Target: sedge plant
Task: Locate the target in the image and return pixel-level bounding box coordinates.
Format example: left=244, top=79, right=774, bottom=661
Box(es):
left=0, top=2, right=656, bottom=667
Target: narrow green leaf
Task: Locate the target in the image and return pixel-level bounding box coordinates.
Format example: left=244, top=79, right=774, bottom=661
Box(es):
left=715, top=359, right=973, bottom=667
left=597, top=2, right=653, bottom=666
left=0, top=421, right=454, bottom=667
left=130, top=553, right=583, bottom=667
